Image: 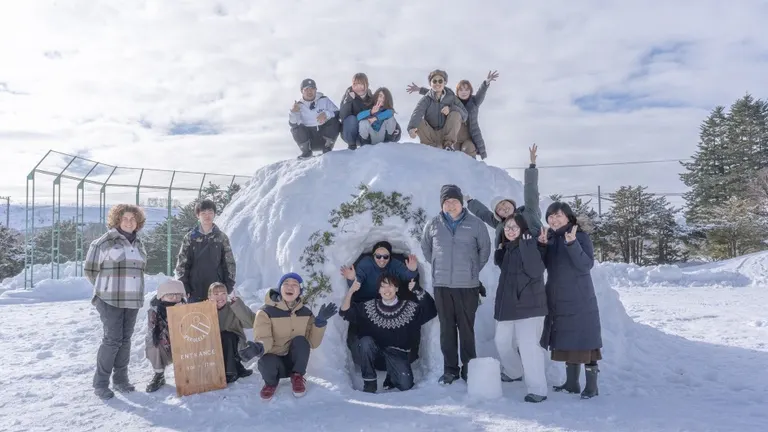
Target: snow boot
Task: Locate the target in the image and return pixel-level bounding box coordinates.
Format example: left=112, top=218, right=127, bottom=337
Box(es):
left=581, top=364, right=599, bottom=399
left=553, top=363, right=581, bottom=394
left=322, top=137, right=335, bottom=153
left=363, top=380, right=377, bottom=393
left=145, top=373, right=165, bottom=393
left=236, top=362, right=253, bottom=379
left=524, top=393, right=547, bottom=403
left=461, top=367, right=468, bottom=382
left=113, top=382, right=135, bottom=394
left=226, top=373, right=239, bottom=384
left=260, top=384, right=277, bottom=401
left=290, top=373, right=306, bottom=398
left=501, top=372, right=522, bottom=382
left=297, top=141, right=312, bottom=159
left=383, top=374, right=394, bottom=391
left=94, top=387, right=114, bottom=400
left=438, top=372, right=459, bottom=385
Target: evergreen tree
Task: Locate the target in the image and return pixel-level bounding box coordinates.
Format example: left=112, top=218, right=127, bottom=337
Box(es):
left=0, top=226, right=24, bottom=280
left=705, top=196, right=768, bottom=259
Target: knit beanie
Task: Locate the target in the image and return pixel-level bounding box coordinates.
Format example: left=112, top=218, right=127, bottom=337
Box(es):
left=278, top=272, right=304, bottom=294
left=371, top=241, right=393, bottom=255
left=440, top=184, right=463, bottom=206
left=156, top=279, right=186, bottom=298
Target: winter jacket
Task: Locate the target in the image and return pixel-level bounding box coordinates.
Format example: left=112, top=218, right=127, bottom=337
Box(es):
left=357, top=108, right=394, bottom=132
left=339, top=87, right=373, bottom=120
left=288, top=92, right=340, bottom=128
left=421, top=210, right=492, bottom=289
left=340, top=287, right=437, bottom=352
left=493, top=238, right=547, bottom=321
left=419, top=81, right=490, bottom=158
left=541, top=224, right=602, bottom=351
left=467, top=166, right=542, bottom=247
left=407, top=88, right=468, bottom=132
left=145, top=297, right=174, bottom=349
left=175, top=224, right=236, bottom=302
left=217, top=297, right=256, bottom=350
left=253, top=289, right=326, bottom=356
left=85, top=228, right=147, bottom=309
left=347, top=255, right=419, bottom=303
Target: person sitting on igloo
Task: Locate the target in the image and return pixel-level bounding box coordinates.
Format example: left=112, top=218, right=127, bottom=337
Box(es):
left=339, top=273, right=437, bottom=393
left=242, top=273, right=338, bottom=401
left=356, top=87, right=401, bottom=145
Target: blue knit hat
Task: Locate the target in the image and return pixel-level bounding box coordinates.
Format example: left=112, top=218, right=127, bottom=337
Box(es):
left=278, top=272, right=304, bottom=293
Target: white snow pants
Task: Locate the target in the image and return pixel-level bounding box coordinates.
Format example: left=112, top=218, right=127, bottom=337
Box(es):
left=494, top=317, right=548, bottom=396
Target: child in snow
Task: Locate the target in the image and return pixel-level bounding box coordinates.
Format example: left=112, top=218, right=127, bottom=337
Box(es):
left=247, top=273, right=338, bottom=401
left=145, top=279, right=186, bottom=393
left=340, top=273, right=437, bottom=393
left=208, top=282, right=257, bottom=384
left=493, top=214, right=549, bottom=403
left=356, top=87, right=401, bottom=145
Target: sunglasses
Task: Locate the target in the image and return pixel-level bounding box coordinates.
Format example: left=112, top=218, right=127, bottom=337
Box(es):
left=374, top=254, right=390, bottom=260
left=431, top=79, right=444, bottom=84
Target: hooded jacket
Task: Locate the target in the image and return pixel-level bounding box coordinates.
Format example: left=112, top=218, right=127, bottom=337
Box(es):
left=253, top=289, right=326, bottom=356
left=339, top=87, right=373, bottom=120
left=174, top=224, right=236, bottom=302
left=217, top=297, right=257, bottom=350
left=407, top=88, right=468, bottom=132
left=288, top=92, right=340, bottom=128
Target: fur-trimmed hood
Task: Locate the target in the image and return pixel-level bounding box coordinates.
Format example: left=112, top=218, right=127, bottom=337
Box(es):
left=490, top=196, right=517, bottom=221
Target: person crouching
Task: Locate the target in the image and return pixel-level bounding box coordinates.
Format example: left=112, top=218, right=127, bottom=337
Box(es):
left=340, top=274, right=437, bottom=393
left=209, top=282, right=257, bottom=384
left=145, top=279, right=186, bottom=393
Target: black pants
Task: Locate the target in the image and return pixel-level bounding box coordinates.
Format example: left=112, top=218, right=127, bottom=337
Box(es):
left=354, top=336, right=414, bottom=391
left=221, top=331, right=245, bottom=377
left=434, top=286, right=480, bottom=376
left=257, top=336, right=310, bottom=386
left=346, top=294, right=421, bottom=364
left=291, top=120, right=341, bottom=153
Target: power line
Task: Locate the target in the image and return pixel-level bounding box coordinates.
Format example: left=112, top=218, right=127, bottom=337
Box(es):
left=501, top=158, right=691, bottom=170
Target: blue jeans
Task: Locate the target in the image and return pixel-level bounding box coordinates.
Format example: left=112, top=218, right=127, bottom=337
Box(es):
left=355, top=336, right=414, bottom=391
left=341, top=115, right=360, bottom=147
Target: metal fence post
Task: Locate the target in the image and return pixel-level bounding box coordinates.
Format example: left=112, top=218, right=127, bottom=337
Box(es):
left=167, top=171, right=177, bottom=276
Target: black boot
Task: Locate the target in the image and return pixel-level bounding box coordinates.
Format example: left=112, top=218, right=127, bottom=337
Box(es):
left=236, top=362, right=253, bottom=378
left=297, top=141, right=312, bottom=159
left=553, top=363, right=581, bottom=394
left=363, top=380, right=377, bottom=393
left=501, top=372, right=522, bottom=382
left=438, top=372, right=459, bottom=385
left=382, top=375, right=394, bottom=391
left=581, top=364, right=599, bottom=399
left=145, top=373, right=165, bottom=393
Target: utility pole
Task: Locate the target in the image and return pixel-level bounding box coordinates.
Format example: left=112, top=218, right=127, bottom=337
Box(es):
left=0, top=196, right=9, bottom=228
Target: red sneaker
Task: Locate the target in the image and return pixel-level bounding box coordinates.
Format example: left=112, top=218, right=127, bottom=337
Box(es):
left=290, top=373, right=306, bottom=398
left=260, top=384, right=277, bottom=401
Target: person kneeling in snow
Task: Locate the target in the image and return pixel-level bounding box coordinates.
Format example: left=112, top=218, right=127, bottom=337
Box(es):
left=209, top=282, right=257, bottom=384
left=339, top=274, right=438, bottom=393
left=242, top=273, right=338, bottom=401
left=145, top=279, right=186, bottom=393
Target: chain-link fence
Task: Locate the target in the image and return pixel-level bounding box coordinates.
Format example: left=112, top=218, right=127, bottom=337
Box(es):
left=23, top=150, right=250, bottom=288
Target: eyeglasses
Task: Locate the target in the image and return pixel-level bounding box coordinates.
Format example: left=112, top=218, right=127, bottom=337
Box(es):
left=374, top=254, right=390, bottom=260
left=504, top=225, right=521, bottom=232
left=431, top=79, right=444, bottom=84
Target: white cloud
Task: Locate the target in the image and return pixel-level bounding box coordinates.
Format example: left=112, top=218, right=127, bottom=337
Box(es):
left=1, top=0, right=767, bottom=209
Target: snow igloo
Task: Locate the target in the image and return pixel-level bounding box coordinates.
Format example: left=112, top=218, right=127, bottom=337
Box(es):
left=216, top=142, right=554, bottom=388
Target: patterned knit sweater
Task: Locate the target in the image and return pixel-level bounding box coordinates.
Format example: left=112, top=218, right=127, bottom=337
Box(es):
left=340, top=288, right=438, bottom=351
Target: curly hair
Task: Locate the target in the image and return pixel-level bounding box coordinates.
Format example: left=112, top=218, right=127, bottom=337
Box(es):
left=107, top=204, right=146, bottom=231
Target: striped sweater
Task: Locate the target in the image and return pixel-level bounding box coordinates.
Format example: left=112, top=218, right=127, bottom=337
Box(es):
left=85, top=228, right=147, bottom=309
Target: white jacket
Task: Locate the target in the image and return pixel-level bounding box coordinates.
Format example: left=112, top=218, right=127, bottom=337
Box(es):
left=288, top=92, right=339, bottom=127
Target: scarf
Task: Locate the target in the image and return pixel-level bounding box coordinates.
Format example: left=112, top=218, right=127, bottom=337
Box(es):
left=116, top=227, right=137, bottom=244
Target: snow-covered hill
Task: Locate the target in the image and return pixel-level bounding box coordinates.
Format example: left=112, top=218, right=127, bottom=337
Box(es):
left=1, top=146, right=766, bottom=431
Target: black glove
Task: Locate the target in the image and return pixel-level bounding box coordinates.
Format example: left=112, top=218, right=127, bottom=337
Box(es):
left=314, top=302, right=338, bottom=328
left=478, top=282, right=487, bottom=298
left=444, top=146, right=455, bottom=152
left=238, top=341, right=264, bottom=362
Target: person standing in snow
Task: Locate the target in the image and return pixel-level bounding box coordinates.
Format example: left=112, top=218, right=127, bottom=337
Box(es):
left=241, top=273, right=337, bottom=401
left=407, top=70, right=499, bottom=159
left=290, top=78, right=341, bottom=159
left=175, top=199, right=237, bottom=303
left=538, top=202, right=602, bottom=399
left=340, top=241, right=420, bottom=363
left=208, top=282, right=256, bottom=383
left=406, top=70, right=469, bottom=152
left=465, top=144, right=542, bottom=249
left=340, top=274, right=438, bottom=393
left=339, top=72, right=373, bottom=150
left=145, top=279, right=186, bottom=393
left=493, top=214, right=549, bottom=403
left=421, top=185, right=492, bottom=384
left=85, top=204, right=148, bottom=400
left=356, top=87, right=401, bottom=145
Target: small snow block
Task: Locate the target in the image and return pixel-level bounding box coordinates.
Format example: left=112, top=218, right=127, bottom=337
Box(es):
left=467, top=357, right=502, bottom=399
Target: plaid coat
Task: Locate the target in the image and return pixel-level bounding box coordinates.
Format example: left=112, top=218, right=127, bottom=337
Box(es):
left=85, top=228, right=147, bottom=309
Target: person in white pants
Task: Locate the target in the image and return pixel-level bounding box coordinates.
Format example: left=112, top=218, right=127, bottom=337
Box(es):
left=492, top=213, right=549, bottom=402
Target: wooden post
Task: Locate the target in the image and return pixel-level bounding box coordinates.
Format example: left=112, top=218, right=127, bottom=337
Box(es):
left=167, top=301, right=227, bottom=397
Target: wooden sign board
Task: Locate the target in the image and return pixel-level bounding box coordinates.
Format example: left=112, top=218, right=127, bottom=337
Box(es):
left=168, top=301, right=227, bottom=397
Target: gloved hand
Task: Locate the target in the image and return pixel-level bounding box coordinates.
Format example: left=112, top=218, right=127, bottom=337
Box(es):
left=314, top=302, right=338, bottom=328
left=238, top=341, right=264, bottom=362
left=444, top=146, right=455, bottom=152
left=478, top=282, right=487, bottom=298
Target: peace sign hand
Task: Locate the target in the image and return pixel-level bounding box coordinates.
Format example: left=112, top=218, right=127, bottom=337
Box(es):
left=485, top=70, right=499, bottom=84
left=565, top=225, right=578, bottom=243
left=537, top=227, right=548, bottom=244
